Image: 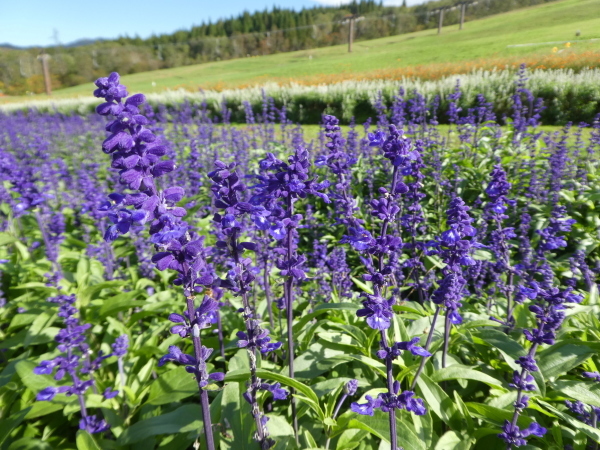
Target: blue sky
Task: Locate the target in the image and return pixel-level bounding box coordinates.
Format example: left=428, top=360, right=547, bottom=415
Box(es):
left=1, top=0, right=426, bottom=47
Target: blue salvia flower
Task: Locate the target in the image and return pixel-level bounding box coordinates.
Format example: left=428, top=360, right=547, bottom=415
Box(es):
left=499, top=210, right=580, bottom=448
left=427, top=197, right=479, bottom=363
left=316, top=115, right=358, bottom=224
left=399, top=138, right=428, bottom=304
left=536, top=205, right=576, bottom=256
left=250, top=147, right=329, bottom=440
left=33, top=294, right=110, bottom=434
left=329, top=124, right=427, bottom=449
left=93, top=72, right=220, bottom=450
left=447, top=80, right=462, bottom=126
left=485, top=165, right=518, bottom=327
left=112, top=334, right=129, bottom=386
left=566, top=372, right=600, bottom=428
left=583, top=372, right=600, bottom=382
left=498, top=421, right=547, bottom=448
left=208, top=160, right=284, bottom=449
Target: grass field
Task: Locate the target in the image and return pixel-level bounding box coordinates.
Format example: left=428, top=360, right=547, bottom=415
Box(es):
left=2, top=0, right=599, bottom=104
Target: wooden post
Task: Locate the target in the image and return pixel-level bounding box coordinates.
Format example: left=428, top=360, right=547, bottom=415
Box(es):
left=460, top=3, right=466, bottom=30
left=39, top=54, right=52, bottom=95
left=438, top=9, right=444, bottom=35
left=348, top=16, right=355, bottom=53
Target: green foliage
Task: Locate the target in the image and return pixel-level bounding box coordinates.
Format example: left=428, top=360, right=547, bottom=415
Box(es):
left=1, top=116, right=600, bottom=450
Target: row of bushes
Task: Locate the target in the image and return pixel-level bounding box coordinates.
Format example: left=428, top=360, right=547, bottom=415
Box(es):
left=2, top=67, right=600, bottom=125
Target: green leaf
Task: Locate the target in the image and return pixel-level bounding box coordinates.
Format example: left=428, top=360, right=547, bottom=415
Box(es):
left=145, top=366, right=198, bottom=406
left=98, top=290, right=145, bottom=317
left=79, top=280, right=124, bottom=304
left=412, top=408, right=434, bottom=449
left=430, top=365, right=505, bottom=389
left=434, top=431, right=473, bottom=450
left=75, top=256, right=91, bottom=287
left=15, top=360, right=56, bottom=392
left=221, top=381, right=255, bottom=449
left=302, top=429, right=318, bottom=448
left=415, top=374, right=463, bottom=431
left=476, top=329, right=545, bottom=396
left=257, top=369, right=324, bottom=419
left=225, top=368, right=325, bottom=420
left=552, top=380, right=600, bottom=408
left=453, top=391, right=475, bottom=434
left=351, top=276, right=373, bottom=294
left=117, top=404, right=203, bottom=444
left=537, top=342, right=595, bottom=379
left=345, top=410, right=426, bottom=450
left=13, top=241, right=30, bottom=261
left=318, top=332, right=362, bottom=354
left=327, top=354, right=387, bottom=377
left=0, top=407, right=31, bottom=445
left=7, top=313, right=37, bottom=332
left=588, top=283, right=599, bottom=306
left=292, top=342, right=346, bottom=378
left=5, top=438, right=53, bottom=450
left=266, top=414, right=295, bottom=438
left=537, top=400, right=600, bottom=443
left=292, top=303, right=359, bottom=335
left=465, top=403, right=532, bottom=428
left=76, top=430, right=102, bottom=450
left=336, top=429, right=369, bottom=450
left=0, top=231, right=17, bottom=246
left=24, top=401, right=64, bottom=419
left=23, top=312, right=56, bottom=347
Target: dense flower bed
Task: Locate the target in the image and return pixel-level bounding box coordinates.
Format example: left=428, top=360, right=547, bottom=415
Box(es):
left=2, top=66, right=600, bottom=125
left=0, top=69, right=599, bottom=449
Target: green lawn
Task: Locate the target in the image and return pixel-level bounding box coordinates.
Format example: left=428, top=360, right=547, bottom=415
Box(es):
left=2, top=0, right=599, bottom=104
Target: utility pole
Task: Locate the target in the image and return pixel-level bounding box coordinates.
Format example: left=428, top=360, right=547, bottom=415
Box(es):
left=344, top=14, right=362, bottom=53
left=38, top=53, right=52, bottom=95
left=430, top=8, right=446, bottom=35
left=348, top=15, right=355, bottom=52
left=457, top=1, right=477, bottom=30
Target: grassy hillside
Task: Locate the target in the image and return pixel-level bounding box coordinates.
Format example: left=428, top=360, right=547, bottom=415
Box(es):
left=2, top=0, right=599, bottom=104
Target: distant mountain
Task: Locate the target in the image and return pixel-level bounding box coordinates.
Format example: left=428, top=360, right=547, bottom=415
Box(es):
left=0, top=43, right=27, bottom=50
left=0, top=38, right=105, bottom=50
left=62, top=38, right=106, bottom=48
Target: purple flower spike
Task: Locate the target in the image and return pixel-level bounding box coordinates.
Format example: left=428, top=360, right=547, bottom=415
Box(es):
left=357, top=294, right=395, bottom=331
left=111, top=334, right=129, bottom=358
left=34, top=360, right=58, bottom=375
left=351, top=395, right=382, bottom=416
left=583, top=372, right=600, bottom=382
left=158, top=345, right=196, bottom=367
left=344, top=379, right=359, bottom=396
left=498, top=420, right=546, bottom=448
left=510, top=371, right=536, bottom=392
left=36, top=386, right=68, bottom=402
left=79, top=415, right=111, bottom=434
left=103, top=387, right=119, bottom=399
left=261, top=382, right=289, bottom=401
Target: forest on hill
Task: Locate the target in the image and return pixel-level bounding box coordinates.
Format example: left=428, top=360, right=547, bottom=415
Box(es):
left=0, top=0, right=557, bottom=95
